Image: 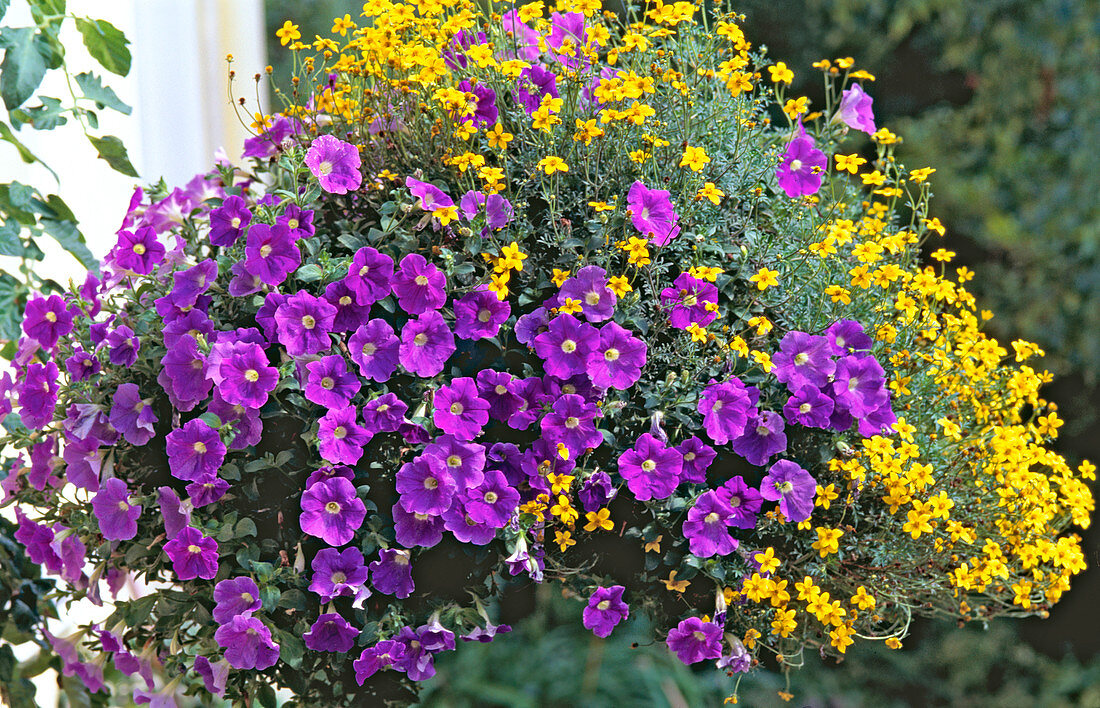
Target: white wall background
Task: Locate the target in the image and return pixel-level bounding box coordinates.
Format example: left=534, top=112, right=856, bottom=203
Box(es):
left=0, top=1, right=267, bottom=703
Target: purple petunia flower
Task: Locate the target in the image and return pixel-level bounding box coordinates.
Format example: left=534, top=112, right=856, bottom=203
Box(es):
left=160, top=335, right=212, bottom=411
left=361, top=392, right=408, bottom=435
left=443, top=499, right=499, bottom=545
left=666, top=617, right=723, bottom=665
left=683, top=491, right=738, bottom=557
left=783, top=386, right=835, bottom=429
left=578, top=470, right=616, bottom=512
left=392, top=502, right=444, bottom=548
left=434, top=377, right=490, bottom=441
left=304, top=355, right=360, bottom=409
left=396, top=456, right=457, bottom=515
left=163, top=526, right=219, bottom=580
left=826, top=319, right=873, bottom=355
left=459, top=191, right=513, bottom=229
left=275, top=290, right=337, bottom=356
left=583, top=585, right=629, bottom=638
left=776, top=121, right=828, bottom=198
left=305, top=134, right=362, bottom=194
left=208, top=390, right=263, bottom=450
left=353, top=640, right=407, bottom=685
left=832, top=354, right=889, bottom=419
left=344, top=247, right=394, bottom=306
left=255, top=291, right=286, bottom=343
left=422, top=434, right=485, bottom=489
left=215, top=615, right=280, bottom=670
left=157, top=486, right=190, bottom=539
left=475, top=370, right=522, bottom=422
left=91, top=477, right=141, bottom=541
left=324, top=280, right=372, bottom=332
left=406, top=177, right=455, bottom=212
left=717, top=476, right=763, bottom=529
left=559, top=265, right=616, bottom=322
left=309, top=547, right=370, bottom=605
left=857, top=395, right=897, bottom=437
left=392, top=253, right=447, bottom=315
left=314, top=405, right=371, bottom=465
left=697, top=379, right=758, bottom=445
left=193, top=656, right=229, bottom=698
left=113, top=226, right=165, bottom=275
left=586, top=321, right=646, bottom=389
left=163, top=310, right=214, bottom=350
left=244, top=223, right=300, bottom=287
left=300, top=476, right=366, bottom=545
left=836, top=83, right=876, bottom=135
left=369, top=548, right=414, bottom=598
left=242, top=115, right=300, bottom=158
left=462, top=469, right=519, bottom=528
left=392, top=621, right=456, bottom=681
left=108, top=382, right=157, bottom=446
left=399, top=311, right=456, bottom=377
left=349, top=319, right=401, bottom=381
left=772, top=331, right=836, bottom=390
left=759, top=459, right=817, bottom=523
left=533, top=313, right=599, bottom=379
left=507, top=377, right=544, bottom=430
left=305, top=613, right=360, bottom=653
left=660, top=273, right=718, bottom=330
left=619, top=433, right=682, bottom=501
left=165, top=418, right=226, bottom=482
left=216, top=342, right=279, bottom=409
left=731, top=411, right=787, bottom=466
left=627, top=181, right=680, bottom=246
left=454, top=286, right=510, bottom=339
left=212, top=576, right=262, bottom=623
left=514, top=64, right=559, bottom=113
left=186, top=476, right=229, bottom=507
left=23, top=295, right=74, bottom=350
left=540, top=393, right=603, bottom=457
left=676, top=436, right=716, bottom=484
left=167, top=259, right=218, bottom=310
left=279, top=203, right=315, bottom=238
left=64, top=348, right=100, bottom=381
left=208, top=195, right=252, bottom=247
left=514, top=307, right=550, bottom=346
left=18, top=361, right=61, bottom=431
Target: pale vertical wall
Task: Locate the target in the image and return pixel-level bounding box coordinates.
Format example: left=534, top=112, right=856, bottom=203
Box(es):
left=0, top=1, right=266, bottom=703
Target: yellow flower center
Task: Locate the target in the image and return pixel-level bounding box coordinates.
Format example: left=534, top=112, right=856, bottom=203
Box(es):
left=325, top=501, right=341, bottom=513
left=133, top=243, right=146, bottom=255
left=414, top=275, right=429, bottom=286
left=604, top=347, right=620, bottom=361
left=799, top=402, right=812, bottom=414
left=362, top=342, right=377, bottom=356
left=776, top=481, right=793, bottom=494
left=230, top=217, right=241, bottom=228
left=333, top=426, right=347, bottom=439
left=287, top=218, right=299, bottom=229
left=561, top=339, right=577, bottom=353
left=705, top=512, right=720, bottom=524
left=187, top=544, right=202, bottom=554
left=424, top=477, right=438, bottom=490
left=193, top=441, right=207, bottom=454
left=565, top=416, right=579, bottom=429
left=414, top=333, right=428, bottom=346
left=301, top=315, right=316, bottom=330
left=477, top=309, right=491, bottom=322
left=794, top=352, right=809, bottom=366
left=450, top=402, right=464, bottom=415
left=585, top=292, right=600, bottom=306
left=641, top=459, right=656, bottom=472
left=259, top=244, right=272, bottom=258
left=495, top=384, right=507, bottom=394
left=340, top=296, right=352, bottom=306
left=597, top=599, right=611, bottom=611
left=446, top=455, right=462, bottom=467
left=117, top=500, right=129, bottom=511
left=484, top=491, right=498, bottom=503
left=245, top=369, right=259, bottom=382
left=331, top=571, right=346, bottom=583
left=318, top=160, right=333, bottom=175
left=241, top=592, right=254, bottom=603
left=321, top=377, right=335, bottom=389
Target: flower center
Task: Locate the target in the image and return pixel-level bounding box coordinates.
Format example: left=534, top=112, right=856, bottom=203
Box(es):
left=245, top=368, right=259, bottom=382
left=259, top=244, right=272, bottom=258
left=321, top=377, right=335, bottom=389
left=230, top=217, right=241, bottom=228
left=684, top=452, right=696, bottom=462
left=848, top=376, right=861, bottom=392
left=414, top=274, right=429, bottom=286
left=836, top=335, right=847, bottom=349
left=604, top=347, right=620, bottom=361
left=339, top=296, right=352, bottom=306
left=705, top=512, right=720, bottom=524
left=450, top=402, right=464, bottom=415
left=477, top=309, right=491, bottom=322
left=565, top=416, right=579, bottom=429
left=729, top=496, right=741, bottom=508
left=413, top=333, right=428, bottom=346
left=424, top=476, right=438, bottom=490
left=756, top=425, right=769, bottom=436
left=333, top=426, right=347, bottom=439
left=359, top=265, right=370, bottom=276
left=776, top=481, right=793, bottom=494
left=193, top=441, right=207, bottom=454
left=790, top=159, right=803, bottom=172
left=133, top=244, right=146, bottom=255
left=301, top=315, right=316, bottom=330
left=494, top=384, right=508, bottom=394
left=585, top=291, right=601, bottom=306
left=187, top=544, right=202, bottom=554
left=683, top=293, right=697, bottom=307
left=692, top=630, right=707, bottom=642
left=561, top=339, right=577, bottom=353
left=799, top=402, right=812, bottom=414
left=597, top=599, right=610, bottom=611
left=287, top=218, right=299, bottom=229
left=331, top=571, right=346, bottom=584
left=325, top=501, right=342, bottom=513
left=377, top=404, right=389, bottom=412
left=414, top=513, right=430, bottom=522
left=318, top=160, right=334, bottom=175
left=362, top=342, right=377, bottom=356
left=446, top=455, right=462, bottom=468
left=241, top=592, right=254, bottom=603
left=711, top=400, right=723, bottom=411
left=641, top=459, right=656, bottom=472
left=794, top=352, right=809, bottom=366
left=117, top=500, right=129, bottom=511
left=484, top=491, right=498, bottom=503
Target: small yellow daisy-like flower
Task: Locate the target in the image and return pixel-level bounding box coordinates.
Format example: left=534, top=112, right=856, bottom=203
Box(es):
left=554, top=529, right=576, bottom=552
left=729, top=335, right=749, bottom=357
left=751, top=350, right=773, bottom=372
left=588, top=200, right=615, bottom=212
left=812, top=527, right=843, bottom=557
left=551, top=268, right=570, bottom=287
left=608, top=274, right=632, bottom=297
left=276, top=20, right=301, bottom=46
left=498, top=242, right=528, bottom=271
left=851, top=586, right=876, bottom=610
left=783, top=96, right=809, bottom=119
left=872, top=127, right=899, bottom=144
left=486, top=123, right=513, bottom=149
left=432, top=205, right=458, bottom=226
left=644, top=535, right=663, bottom=553
left=930, top=248, right=955, bottom=262
left=850, top=69, right=876, bottom=81
left=559, top=298, right=583, bottom=315
left=697, top=182, right=725, bottom=205
left=923, top=217, right=946, bottom=236
left=861, top=170, right=887, bottom=186
left=909, top=167, right=936, bottom=183
left=583, top=507, right=614, bottom=532
left=686, top=323, right=708, bottom=343
left=768, top=61, right=794, bottom=84
left=885, top=637, right=903, bottom=649
left=251, top=112, right=273, bottom=132
left=749, top=267, right=779, bottom=290
left=679, top=145, right=711, bottom=171
left=754, top=547, right=780, bottom=575
left=330, top=13, right=356, bottom=36
left=663, top=570, right=689, bottom=593
left=537, top=156, right=569, bottom=175
left=834, top=153, right=867, bottom=174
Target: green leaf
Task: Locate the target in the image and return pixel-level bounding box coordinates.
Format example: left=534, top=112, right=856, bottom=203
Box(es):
left=0, top=27, right=51, bottom=110
left=11, top=95, right=65, bottom=130
left=235, top=518, right=257, bottom=538
left=124, top=594, right=157, bottom=627
left=0, top=272, right=23, bottom=341
left=40, top=218, right=97, bottom=271
left=41, top=193, right=74, bottom=221
left=74, top=71, right=130, bottom=114
left=0, top=221, right=21, bottom=256
left=74, top=18, right=130, bottom=76
left=256, top=684, right=277, bottom=708
left=87, top=134, right=138, bottom=177
left=295, top=263, right=322, bottom=282
left=0, top=1, right=9, bottom=23
left=0, top=121, right=55, bottom=179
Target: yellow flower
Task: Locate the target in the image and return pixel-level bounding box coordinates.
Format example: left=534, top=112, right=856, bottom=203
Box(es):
left=697, top=182, right=725, bottom=205
left=909, top=167, right=936, bottom=183
left=487, top=123, right=513, bottom=150
left=872, top=127, right=899, bottom=144
left=330, top=13, right=356, bottom=36
left=851, top=586, right=876, bottom=610
left=812, top=527, right=843, bottom=557
left=588, top=200, right=615, bottom=212
left=608, top=274, right=632, bottom=296
left=885, top=637, right=903, bottom=649
left=554, top=529, right=576, bottom=552
left=850, top=69, right=876, bottom=81
left=768, top=61, right=794, bottom=84
left=432, top=206, right=458, bottom=226
left=679, top=145, right=711, bottom=171
left=930, top=248, right=955, bottom=262
left=834, top=153, right=867, bottom=174
left=663, top=570, right=689, bottom=593
left=537, top=156, right=569, bottom=175
left=861, top=170, right=886, bottom=186
left=551, top=268, right=570, bottom=287
left=686, top=323, right=708, bottom=343
left=644, top=535, right=663, bottom=553
left=498, top=242, right=528, bottom=271
left=749, top=267, right=779, bottom=290
left=754, top=547, right=780, bottom=575
left=547, top=472, right=575, bottom=494
left=559, top=298, right=583, bottom=315
left=783, top=96, right=809, bottom=119
left=583, top=507, right=614, bottom=532
left=276, top=20, right=301, bottom=46
left=771, top=608, right=797, bottom=637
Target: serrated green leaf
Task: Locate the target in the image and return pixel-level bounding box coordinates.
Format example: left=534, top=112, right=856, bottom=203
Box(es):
left=74, top=71, right=130, bottom=114
left=0, top=273, right=24, bottom=340
left=12, top=95, right=65, bottom=130
left=0, top=221, right=21, bottom=256
left=40, top=218, right=97, bottom=271
left=74, top=18, right=130, bottom=76
left=87, top=134, right=138, bottom=177
left=0, top=27, right=50, bottom=110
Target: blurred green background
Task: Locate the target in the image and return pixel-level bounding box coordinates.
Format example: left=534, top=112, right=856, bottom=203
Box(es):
left=262, top=1, right=1100, bottom=704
